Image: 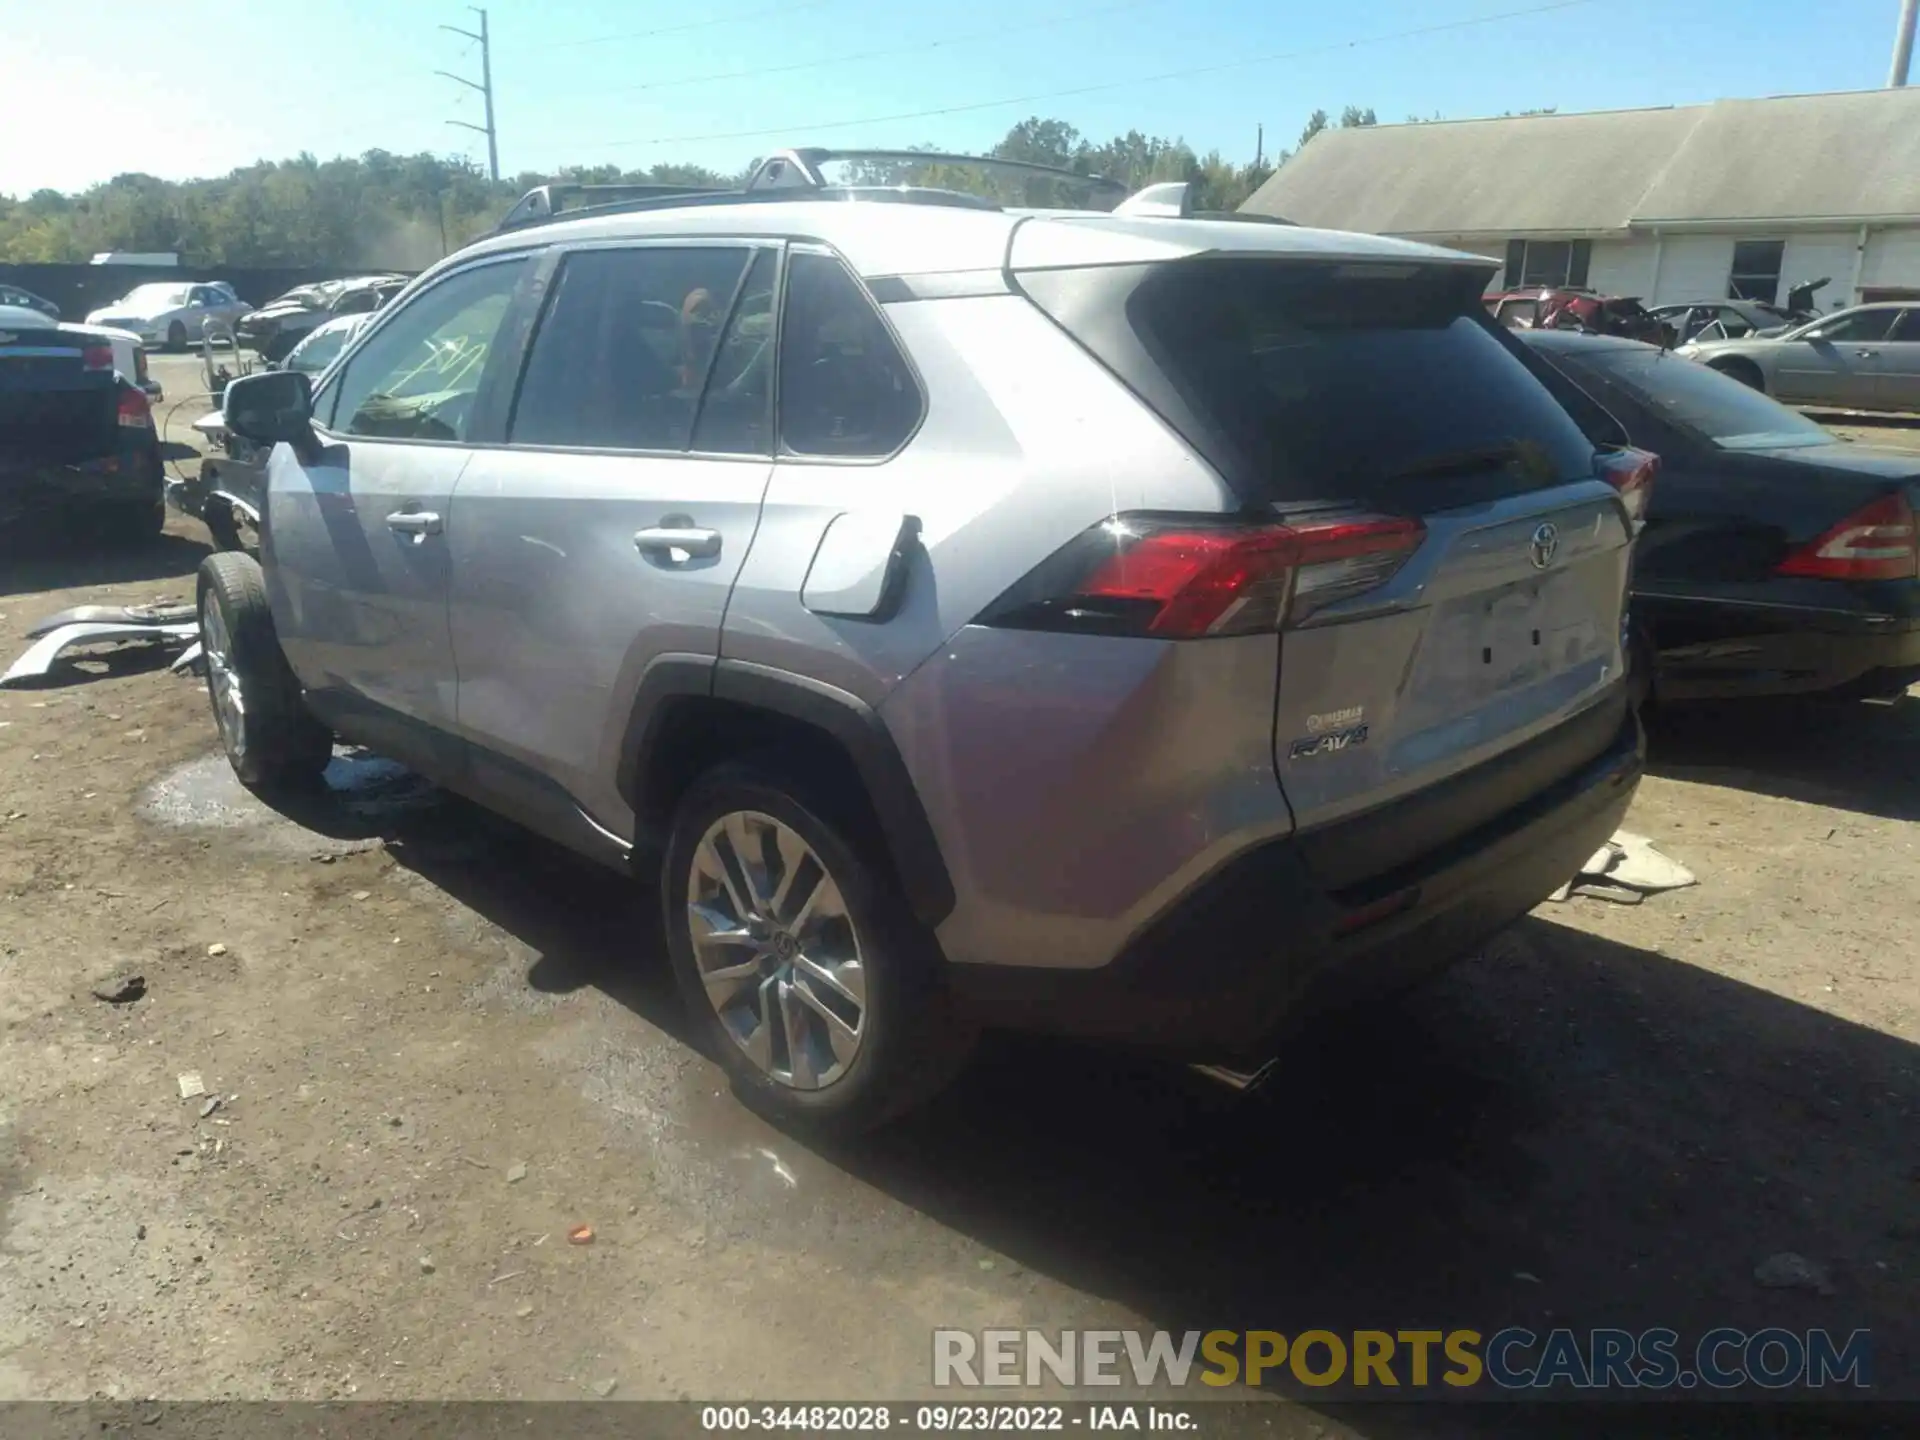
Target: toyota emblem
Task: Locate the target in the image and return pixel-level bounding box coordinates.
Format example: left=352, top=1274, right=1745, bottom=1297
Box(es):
left=1529, top=521, right=1560, bottom=570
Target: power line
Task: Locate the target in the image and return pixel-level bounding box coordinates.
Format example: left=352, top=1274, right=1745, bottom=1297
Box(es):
left=527, top=0, right=833, bottom=53
left=437, top=6, right=500, bottom=181
left=599, top=0, right=1600, bottom=151
left=612, top=0, right=1159, bottom=96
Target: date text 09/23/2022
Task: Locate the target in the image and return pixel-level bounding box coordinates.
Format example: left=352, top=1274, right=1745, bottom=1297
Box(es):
left=701, top=1406, right=1192, bottom=1431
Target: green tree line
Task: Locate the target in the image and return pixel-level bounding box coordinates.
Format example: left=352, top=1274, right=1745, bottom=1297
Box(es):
left=0, top=107, right=1392, bottom=269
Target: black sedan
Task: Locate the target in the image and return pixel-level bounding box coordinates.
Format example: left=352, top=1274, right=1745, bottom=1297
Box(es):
left=1521, top=328, right=1920, bottom=702
left=0, top=305, right=165, bottom=542
left=0, top=283, right=60, bottom=320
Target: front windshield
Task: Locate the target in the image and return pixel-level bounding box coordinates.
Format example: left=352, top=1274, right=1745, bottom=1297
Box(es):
left=122, top=284, right=190, bottom=308
left=1580, top=346, right=1834, bottom=451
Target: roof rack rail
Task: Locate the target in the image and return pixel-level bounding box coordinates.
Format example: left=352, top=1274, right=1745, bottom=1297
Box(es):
left=490, top=148, right=1133, bottom=236
left=740, top=147, right=1129, bottom=204
left=495, top=181, right=733, bottom=232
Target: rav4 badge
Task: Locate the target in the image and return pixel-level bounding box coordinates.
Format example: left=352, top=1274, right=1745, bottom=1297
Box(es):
left=1289, top=723, right=1369, bottom=760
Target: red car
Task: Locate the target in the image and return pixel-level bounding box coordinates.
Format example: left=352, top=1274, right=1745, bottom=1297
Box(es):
left=1487, top=287, right=1676, bottom=348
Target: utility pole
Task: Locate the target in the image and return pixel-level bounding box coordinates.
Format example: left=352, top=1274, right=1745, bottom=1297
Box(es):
left=1254, top=124, right=1264, bottom=169
left=438, top=7, right=499, bottom=181
left=1893, top=0, right=1918, bottom=86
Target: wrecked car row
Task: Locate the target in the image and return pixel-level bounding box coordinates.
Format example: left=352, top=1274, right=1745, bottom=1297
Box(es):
left=236, top=274, right=407, bottom=362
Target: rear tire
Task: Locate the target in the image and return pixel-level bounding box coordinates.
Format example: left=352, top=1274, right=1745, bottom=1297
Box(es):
left=99, top=496, right=165, bottom=545
left=196, top=552, right=332, bottom=793
left=166, top=321, right=187, bottom=353
left=661, top=758, right=975, bottom=1136
left=1708, top=358, right=1765, bottom=392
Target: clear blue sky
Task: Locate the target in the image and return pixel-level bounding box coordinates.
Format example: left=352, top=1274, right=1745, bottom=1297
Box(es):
left=2, top=0, right=1911, bottom=195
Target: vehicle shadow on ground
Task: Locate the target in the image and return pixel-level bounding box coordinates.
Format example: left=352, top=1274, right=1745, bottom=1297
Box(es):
left=836, top=917, right=1919, bottom=1426
left=1648, top=695, right=1920, bottom=821
left=250, top=756, right=1918, bottom=1431
left=0, top=530, right=210, bottom=600
left=264, top=751, right=695, bottom=1046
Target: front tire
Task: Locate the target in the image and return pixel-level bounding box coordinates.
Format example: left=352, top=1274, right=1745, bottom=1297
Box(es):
left=166, top=321, right=187, bottom=352
left=661, top=760, right=975, bottom=1135
left=196, top=552, right=332, bottom=792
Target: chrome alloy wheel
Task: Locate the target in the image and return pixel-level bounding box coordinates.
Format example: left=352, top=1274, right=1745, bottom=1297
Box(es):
left=200, top=596, right=248, bottom=762
left=687, top=810, right=867, bottom=1090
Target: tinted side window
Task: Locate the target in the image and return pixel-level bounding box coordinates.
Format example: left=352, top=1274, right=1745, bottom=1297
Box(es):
left=778, top=252, right=920, bottom=458
left=328, top=259, right=527, bottom=442
left=511, top=246, right=750, bottom=451
left=1821, top=310, right=1896, bottom=343
left=690, top=249, right=776, bottom=456
left=1889, top=309, right=1920, bottom=341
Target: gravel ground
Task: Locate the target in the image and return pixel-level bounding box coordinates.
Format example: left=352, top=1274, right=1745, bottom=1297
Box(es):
left=0, top=357, right=1914, bottom=1430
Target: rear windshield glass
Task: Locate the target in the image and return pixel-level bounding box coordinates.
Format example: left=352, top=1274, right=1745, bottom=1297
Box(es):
left=1568, top=345, right=1833, bottom=451
left=1025, top=258, right=1600, bottom=507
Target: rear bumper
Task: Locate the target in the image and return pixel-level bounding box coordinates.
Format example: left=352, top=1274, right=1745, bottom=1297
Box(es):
left=1643, top=594, right=1920, bottom=700
left=947, top=700, right=1644, bottom=1059
left=0, top=442, right=163, bottom=525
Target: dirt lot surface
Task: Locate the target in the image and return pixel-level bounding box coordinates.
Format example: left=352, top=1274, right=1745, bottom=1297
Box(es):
left=0, top=359, right=1915, bottom=1430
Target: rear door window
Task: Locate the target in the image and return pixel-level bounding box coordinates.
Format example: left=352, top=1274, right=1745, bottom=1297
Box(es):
left=510, top=245, right=750, bottom=451
left=1024, top=258, right=1598, bottom=508
left=777, top=251, right=921, bottom=458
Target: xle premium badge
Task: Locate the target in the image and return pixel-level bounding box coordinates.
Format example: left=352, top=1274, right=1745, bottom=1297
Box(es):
left=1291, top=706, right=1369, bottom=760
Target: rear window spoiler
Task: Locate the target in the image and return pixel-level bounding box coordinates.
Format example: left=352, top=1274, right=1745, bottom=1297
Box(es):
left=1110, top=181, right=1297, bottom=225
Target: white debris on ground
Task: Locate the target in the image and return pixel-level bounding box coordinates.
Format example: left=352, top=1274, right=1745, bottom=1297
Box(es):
left=1547, top=830, right=1697, bottom=906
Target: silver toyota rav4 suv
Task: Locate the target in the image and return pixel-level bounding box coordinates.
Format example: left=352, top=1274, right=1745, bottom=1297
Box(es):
left=200, top=150, right=1649, bottom=1133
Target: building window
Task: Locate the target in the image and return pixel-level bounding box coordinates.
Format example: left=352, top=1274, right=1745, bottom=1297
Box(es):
left=1728, top=240, right=1785, bottom=303
left=1503, top=239, right=1591, bottom=289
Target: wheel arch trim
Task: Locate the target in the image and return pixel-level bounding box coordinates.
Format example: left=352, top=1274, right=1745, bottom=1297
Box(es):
left=620, top=655, right=956, bottom=927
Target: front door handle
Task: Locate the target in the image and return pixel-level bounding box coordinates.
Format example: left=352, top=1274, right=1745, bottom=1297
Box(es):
left=634, top=526, right=722, bottom=559
left=386, top=510, right=443, bottom=537
left=1854, top=349, right=1878, bottom=359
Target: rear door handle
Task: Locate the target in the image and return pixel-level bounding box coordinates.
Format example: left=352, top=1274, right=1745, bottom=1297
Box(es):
left=634, top=526, right=722, bottom=559
left=386, top=510, right=443, bottom=537
left=1854, top=349, right=1878, bottom=359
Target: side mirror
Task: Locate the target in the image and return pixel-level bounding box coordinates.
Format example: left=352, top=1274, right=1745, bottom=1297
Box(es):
left=223, top=369, right=316, bottom=453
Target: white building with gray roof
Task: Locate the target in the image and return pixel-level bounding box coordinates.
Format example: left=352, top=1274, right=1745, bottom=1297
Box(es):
left=1242, top=87, right=1920, bottom=312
